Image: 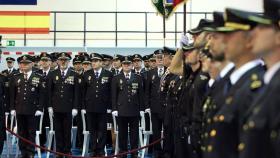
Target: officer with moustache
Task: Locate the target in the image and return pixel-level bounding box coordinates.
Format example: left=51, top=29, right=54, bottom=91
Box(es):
left=10, top=55, right=44, bottom=158
left=48, top=52, right=80, bottom=157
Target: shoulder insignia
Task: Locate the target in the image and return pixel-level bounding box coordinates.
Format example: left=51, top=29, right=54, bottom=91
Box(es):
left=200, top=75, right=208, bottom=80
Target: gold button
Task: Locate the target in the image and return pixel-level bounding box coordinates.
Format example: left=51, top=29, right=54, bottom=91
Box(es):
left=207, top=118, right=211, bottom=124
left=219, top=115, right=225, bottom=122
left=207, top=145, right=213, bottom=152
left=210, top=130, right=217, bottom=137
left=226, top=97, right=233, bottom=104
left=238, top=143, right=245, bottom=151
left=243, top=124, right=249, bottom=131
left=248, top=121, right=255, bottom=128
left=271, top=130, right=277, bottom=139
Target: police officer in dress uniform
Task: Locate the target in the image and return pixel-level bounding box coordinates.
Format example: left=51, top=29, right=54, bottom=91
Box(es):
left=200, top=11, right=235, bottom=157
left=36, top=52, right=53, bottom=146
left=72, top=55, right=85, bottom=150
left=238, top=1, right=280, bottom=158
left=81, top=53, right=113, bottom=156
left=111, top=56, right=144, bottom=158
left=10, top=55, right=44, bottom=158
left=2, top=57, right=18, bottom=113
left=47, top=52, right=80, bottom=157
left=205, top=8, right=266, bottom=158
left=145, top=49, right=167, bottom=158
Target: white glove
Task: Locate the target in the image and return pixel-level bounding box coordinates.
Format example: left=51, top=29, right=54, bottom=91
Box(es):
left=10, top=110, right=16, bottom=116
left=140, top=111, right=145, bottom=116
left=107, top=109, right=112, bottom=113
left=35, top=110, right=43, bottom=116
left=81, top=109, right=86, bottom=114
left=112, top=111, right=118, bottom=117
left=48, top=107, right=54, bottom=117
left=5, top=112, right=9, bottom=116
left=72, top=109, right=78, bottom=117
left=145, top=108, right=151, bottom=113
left=180, top=32, right=189, bottom=48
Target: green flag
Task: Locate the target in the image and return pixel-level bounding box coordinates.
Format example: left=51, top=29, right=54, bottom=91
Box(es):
left=152, top=0, right=186, bottom=18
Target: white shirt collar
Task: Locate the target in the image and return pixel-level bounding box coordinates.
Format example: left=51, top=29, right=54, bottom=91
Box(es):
left=61, top=68, right=69, bottom=76
left=264, top=61, right=280, bottom=84
left=94, top=68, right=102, bottom=74
left=124, top=71, right=131, bottom=79
left=219, top=62, right=235, bottom=78
left=8, top=68, right=14, bottom=72
left=230, top=59, right=263, bottom=85
left=43, top=68, right=50, bottom=75
left=135, top=68, right=142, bottom=73
left=208, top=79, right=215, bottom=87
left=24, top=70, right=32, bottom=80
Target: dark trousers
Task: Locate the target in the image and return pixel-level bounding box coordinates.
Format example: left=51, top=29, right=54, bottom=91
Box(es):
left=87, top=112, right=107, bottom=155
left=163, top=108, right=174, bottom=158
left=17, top=114, right=36, bottom=156
left=151, top=113, right=164, bottom=157
left=54, top=112, right=72, bottom=153
left=117, top=116, right=139, bottom=158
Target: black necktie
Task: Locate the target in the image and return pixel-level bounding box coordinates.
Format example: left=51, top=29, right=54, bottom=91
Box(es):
left=116, top=70, right=119, bottom=75
left=62, top=71, right=65, bottom=79
left=43, top=72, right=47, bottom=77
left=8, top=69, right=11, bottom=74
left=95, top=72, right=99, bottom=78
left=125, top=74, right=129, bottom=80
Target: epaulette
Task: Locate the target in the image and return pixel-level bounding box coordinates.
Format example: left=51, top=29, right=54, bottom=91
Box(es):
left=250, top=73, right=262, bottom=90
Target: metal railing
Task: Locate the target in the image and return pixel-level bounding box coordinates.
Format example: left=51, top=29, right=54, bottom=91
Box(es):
left=20, top=11, right=213, bottom=47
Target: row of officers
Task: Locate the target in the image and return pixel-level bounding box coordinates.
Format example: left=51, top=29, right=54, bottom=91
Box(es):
left=1, top=1, right=280, bottom=158
left=0, top=47, right=178, bottom=158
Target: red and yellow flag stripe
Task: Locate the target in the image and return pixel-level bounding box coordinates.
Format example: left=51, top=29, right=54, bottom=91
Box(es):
left=0, top=11, right=50, bottom=34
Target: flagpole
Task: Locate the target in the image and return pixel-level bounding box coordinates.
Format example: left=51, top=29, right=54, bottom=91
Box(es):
left=163, top=16, right=166, bottom=46
left=163, top=1, right=166, bottom=47
left=183, top=2, right=186, bottom=34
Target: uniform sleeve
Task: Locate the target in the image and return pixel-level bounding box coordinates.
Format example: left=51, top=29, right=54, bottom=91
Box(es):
left=47, top=72, right=53, bottom=108
left=138, top=76, right=145, bottom=111
left=144, top=71, right=151, bottom=109
left=9, top=75, right=16, bottom=110
left=81, top=74, right=87, bottom=110
left=107, top=72, right=113, bottom=110
left=38, top=76, right=44, bottom=111
left=111, top=76, right=118, bottom=111
left=73, top=73, right=81, bottom=110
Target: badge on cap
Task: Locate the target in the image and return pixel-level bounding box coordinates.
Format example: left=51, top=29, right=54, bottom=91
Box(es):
left=23, top=56, right=27, bottom=60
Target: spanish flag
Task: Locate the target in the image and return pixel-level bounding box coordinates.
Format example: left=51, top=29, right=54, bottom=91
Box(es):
left=0, top=11, right=50, bottom=34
